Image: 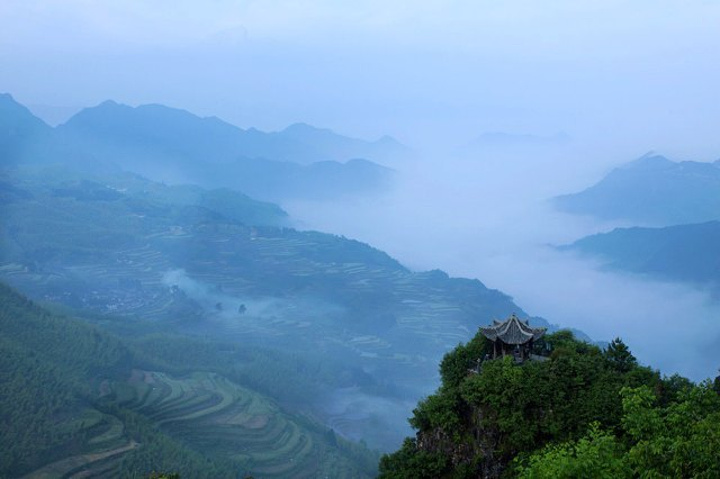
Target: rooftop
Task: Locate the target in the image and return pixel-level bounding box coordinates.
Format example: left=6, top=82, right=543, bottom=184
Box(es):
left=480, top=314, right=546, bottom=345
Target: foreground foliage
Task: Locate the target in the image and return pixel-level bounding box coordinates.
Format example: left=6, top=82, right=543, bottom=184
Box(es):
left=516, top=383, right=720, bottom=478
left=379, top=331, right=720, bottom=478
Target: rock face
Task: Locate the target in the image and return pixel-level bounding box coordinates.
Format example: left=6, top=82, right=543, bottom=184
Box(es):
left=416, top=408, right=505, bottom=478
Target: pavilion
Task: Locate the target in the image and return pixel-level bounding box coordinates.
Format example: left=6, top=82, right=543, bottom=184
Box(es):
left=480, top=314, right=547, bottom=362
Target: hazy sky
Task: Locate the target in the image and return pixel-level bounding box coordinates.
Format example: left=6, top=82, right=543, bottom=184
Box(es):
left=285, top=147, right=720, bottom=381
left=3, top=1, right=720, bottom=379
left=2, top=0, right=720, bottom=156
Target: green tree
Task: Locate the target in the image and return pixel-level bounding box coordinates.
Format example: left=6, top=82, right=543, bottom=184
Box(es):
left=380, top=330, right=666, bottom=478
left=515, top=423, right=630, bottom=479
left=517, top=382, right=720, bottom=479
left=604, top=337, right=636, bottom=373
left=622, top=383, right=720, bottom=478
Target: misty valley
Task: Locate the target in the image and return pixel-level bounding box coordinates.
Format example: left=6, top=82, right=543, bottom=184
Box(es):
left=2, top=90, right=720, bottom=479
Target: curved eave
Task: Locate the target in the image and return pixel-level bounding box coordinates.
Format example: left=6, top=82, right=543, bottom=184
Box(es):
left=480, top=315, right=547, bottom=345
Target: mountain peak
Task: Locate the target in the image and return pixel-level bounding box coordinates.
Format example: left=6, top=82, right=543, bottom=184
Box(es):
left=281, top=122, right=338, bottom=139
left=554, top=152, right=720, bottom=225
left=0, top=92, right=50, bottom=129
left=97, top=99, right=121, bottom=108
left=61, top=100, right=242, bottom=138
left=622, top=153, right=674, bottom=171
left=0, top=93, right=53, bottom=165
left=374, top=134, right=402, bottom=146
left=0, top=92, right=17, bottom=103
left=280, top=123, right=410, bottom=164
left=288, top=122, right=312, bottom=128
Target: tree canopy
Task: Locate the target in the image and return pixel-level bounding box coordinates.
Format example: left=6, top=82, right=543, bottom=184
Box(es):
left=379, top=330, right=720, bottom=478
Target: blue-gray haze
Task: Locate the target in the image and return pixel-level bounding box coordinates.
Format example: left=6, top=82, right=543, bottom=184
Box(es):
left=3, top=0, right=720, bottom=380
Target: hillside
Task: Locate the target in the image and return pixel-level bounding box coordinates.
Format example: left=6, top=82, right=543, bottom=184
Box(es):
left=0, top=165, right=542, bottom=451
left=559, top=221, right=720, bottom=287
left=553, top=154, right=720, bottom=225
left=0, top=282, right=379, bottom=478
left=379, top=329, right=720, bottom=478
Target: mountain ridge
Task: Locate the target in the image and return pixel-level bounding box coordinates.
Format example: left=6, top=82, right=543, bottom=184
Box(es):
left=0, top=93, right=54, bottom=164
left=559, top=220, right=720, bottom=288
left=59, top=99, right=410, bottom=166
left=553, top=153, right=720, bottom=225
left=1, top=93, right=403, bottom=202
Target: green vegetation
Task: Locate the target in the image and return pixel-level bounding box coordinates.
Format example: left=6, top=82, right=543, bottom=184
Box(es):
left=0, top=282, right=131, bottom=476
left=379, top=331, right=720, bottom=478
left=0, top=282, right=378, bottom=478
left=516, top=383, right=720, bottom=478
left=0, top=165, right=533, bottom=450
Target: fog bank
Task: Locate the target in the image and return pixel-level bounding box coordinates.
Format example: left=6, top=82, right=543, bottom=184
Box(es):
left=285, top=144, right=720, bottom=381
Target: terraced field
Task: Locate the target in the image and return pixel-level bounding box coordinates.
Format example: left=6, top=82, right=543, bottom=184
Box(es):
left=21, top=370, right=371, bottom=478
left=22, top=410, right=137, bottom=479
left=2, top=205, right=524, bottom=374
left=113, top=370, right=363, bottom=479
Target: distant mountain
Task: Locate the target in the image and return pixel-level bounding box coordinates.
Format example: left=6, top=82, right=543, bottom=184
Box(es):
left=279, top=122, right=412, bottom=165
left=1, top=94, right=402, bottom=201
left=58, top=100, right=257, bottom=164
left=0, top=93, right=54, bottom=164
left=559, top=221, right=720, bottom=287
left=553, top=154, right=720, bottom=225
left=58, top=101, right=410, bottom=166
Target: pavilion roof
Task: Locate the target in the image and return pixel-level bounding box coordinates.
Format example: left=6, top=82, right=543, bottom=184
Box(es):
left=480, top=314, right=546, bottom=345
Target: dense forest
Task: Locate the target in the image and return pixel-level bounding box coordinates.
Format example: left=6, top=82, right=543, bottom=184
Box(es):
left=0, top=282, right=378, bottom=478
left=379, top=330, right=720, bottom=478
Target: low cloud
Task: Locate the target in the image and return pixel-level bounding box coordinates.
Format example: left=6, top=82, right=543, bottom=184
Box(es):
left=285, top=144, right=720, bottom=381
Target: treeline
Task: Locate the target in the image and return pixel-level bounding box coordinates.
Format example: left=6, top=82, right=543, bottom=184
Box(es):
left=379, top=330, right=720, bottom=478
